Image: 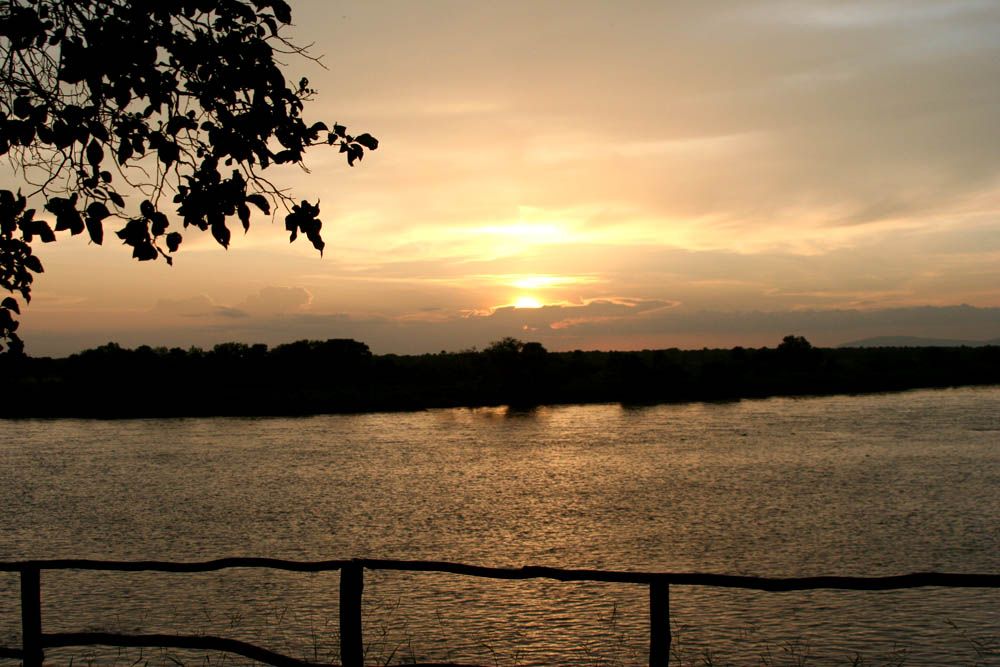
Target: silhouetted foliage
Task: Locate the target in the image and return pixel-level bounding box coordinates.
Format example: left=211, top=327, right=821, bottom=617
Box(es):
left=778, top=335, right=812, bottom=352
left=3, top=336, right=1000, bottom=418
left=0, top=0, right=377, bottom=352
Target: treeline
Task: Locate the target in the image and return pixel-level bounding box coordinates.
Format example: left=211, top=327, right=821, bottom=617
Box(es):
left=2, top=335, right=1000, bottom=418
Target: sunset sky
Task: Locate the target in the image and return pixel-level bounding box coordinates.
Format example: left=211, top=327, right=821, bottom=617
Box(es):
left=16, top=0, right=1000, bottom=356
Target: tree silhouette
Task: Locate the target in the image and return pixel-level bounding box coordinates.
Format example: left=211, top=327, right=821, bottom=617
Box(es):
left=777, top=335, right=812, bottom=352
left=0, top=0, right=377, bottom=352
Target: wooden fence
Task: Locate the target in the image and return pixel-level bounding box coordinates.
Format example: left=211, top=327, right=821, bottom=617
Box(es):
left=1, top=558, right=998, bottom=666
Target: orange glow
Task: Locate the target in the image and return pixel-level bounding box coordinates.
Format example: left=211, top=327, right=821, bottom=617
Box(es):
left=15, top=1, right=1000, bottom=359
left=506, top=275, right=601, bottom=289
left=513, top=296, right=543, bottom=309
left=465, top=222, right=569, bottom=244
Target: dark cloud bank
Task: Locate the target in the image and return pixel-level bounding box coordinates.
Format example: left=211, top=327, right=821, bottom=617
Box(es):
left=357, top=303, right=1000, bottom=353
left=24, top=301, right=1000, bottom=357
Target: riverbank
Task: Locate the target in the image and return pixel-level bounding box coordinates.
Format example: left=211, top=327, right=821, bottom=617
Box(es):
left=3, top=337, right=999, bottom=417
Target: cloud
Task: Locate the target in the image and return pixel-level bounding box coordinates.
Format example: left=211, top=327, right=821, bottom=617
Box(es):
left=153, top=295, right=248, bottom=319
left=330, top=303, right=1000, bottom=352
left=14, top=0, right=1000, bottom=359
left=304, top=0, right=1000, bottom=254
left=21, top=293, right=1000, bottom=357
left=151, top=287, right=314, bottom=320
left=572, top=304, right=1000, bottom=349
left=479, top=298, right=679, bottom=331
left=237, top=287, right=313, bottom=314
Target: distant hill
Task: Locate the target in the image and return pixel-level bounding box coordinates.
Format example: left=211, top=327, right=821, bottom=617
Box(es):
left=838, top=335, right=1000, bottom=348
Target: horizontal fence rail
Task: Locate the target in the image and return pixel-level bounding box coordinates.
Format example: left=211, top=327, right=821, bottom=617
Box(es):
left=1, top=558, right=998, bottom=666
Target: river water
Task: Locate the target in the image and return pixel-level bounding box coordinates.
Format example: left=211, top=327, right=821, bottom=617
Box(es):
left=2, top=386, right=999, bottom=665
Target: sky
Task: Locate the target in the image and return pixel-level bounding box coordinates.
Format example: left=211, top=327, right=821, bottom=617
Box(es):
left=15, top=0, right=1000, bottom=356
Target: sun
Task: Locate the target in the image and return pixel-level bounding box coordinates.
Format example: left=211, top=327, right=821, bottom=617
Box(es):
left=513, top=296, right=543, bottom=309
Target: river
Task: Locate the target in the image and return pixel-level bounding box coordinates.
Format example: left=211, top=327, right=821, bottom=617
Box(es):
left=2, top=386, right=999, bottom=665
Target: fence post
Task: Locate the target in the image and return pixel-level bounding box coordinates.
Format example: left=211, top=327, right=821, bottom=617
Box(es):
left=649, top=579, right=671, bottom=667
left=340, top=561, right=364, bottom=667
left=21, top=565, right=43, bottom=667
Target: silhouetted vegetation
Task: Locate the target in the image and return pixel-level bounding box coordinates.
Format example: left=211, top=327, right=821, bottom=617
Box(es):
left=3, top=335, right=999, bottom=418
left=1, top=0, right=376, bottom=352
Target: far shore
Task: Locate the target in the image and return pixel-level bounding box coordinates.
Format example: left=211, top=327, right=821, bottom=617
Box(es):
left=3, top=337, right=999, bottom=418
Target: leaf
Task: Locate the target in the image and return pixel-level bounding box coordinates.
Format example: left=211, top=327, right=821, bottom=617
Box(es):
left=51, top=121, right=74, bottom=149
left=140, top=200, right=156, bottom=218
left=166, top=232, right=182, bottom=253
left=237, top=203, right=250, bottom=232
left=12, top=97, right=33, bottom=119
left=23, top=219, right=56, bottom=243
left=245, top=194, right=270, bottom=215
left=108, top=191, right=125, bottom=207
left=133, top=241, right=158, bottom=261
left=86, top=202, right=111, bottom=222
left=0, top=309, right=16, bottom=331
left=24, top=255, right=44, bottom=273
left=47, top=197, right=84, bottom=234
left=270, top=0, right=292, bottom=23
left=347, top=144, right=363, bottom=166
left=117, top=139, right=133, bottom=165
left=85, top=214, right=104, bottom=245
left=59, top=59, right=86, bottom=83
left=36, top=124, right=54, bottom=145
left=354, top=133, right=379, bottom=150
left=0, top=189, right=17, bottom=207
left=16, top=120, right=36, bottom=146
left=115, top=218, right=149, bottom=245
left=88, top=122, right=110, bottom=143
left=158, top=141, right=180, bottom=166
left=150, top=211, right=169, bottom=237
left=309, top=234, right=325, bottom=255
left=165, top=115, right=185, bottom=136
left=86, top=139, right=104, bottom=167
left=333, top=123, right=347, bottom=138
left=211, top=221, right=230, bottom=248
left=1, top=297, right=19, bottom=314
left=55, top=208, right=85, bottom=235
left=298, top=199, right=320, bottom=217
